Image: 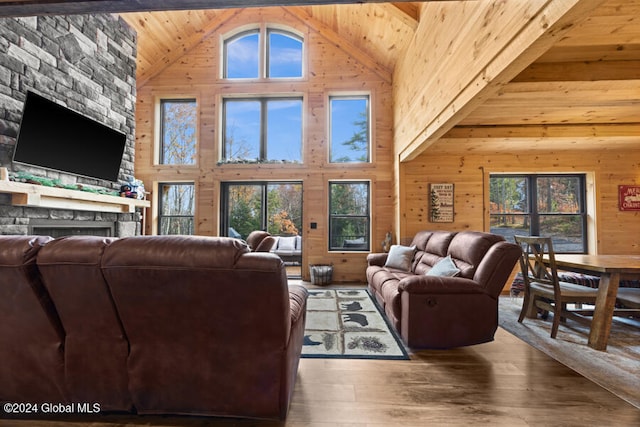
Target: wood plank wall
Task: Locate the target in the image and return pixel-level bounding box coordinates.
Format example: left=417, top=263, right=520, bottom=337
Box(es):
left=134, top=7, right=394, bottom=282
left=401, top=143, right=640, bottom=255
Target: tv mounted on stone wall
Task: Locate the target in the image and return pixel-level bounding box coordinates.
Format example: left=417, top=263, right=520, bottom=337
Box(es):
left=12, top=90, right=126, bottom=182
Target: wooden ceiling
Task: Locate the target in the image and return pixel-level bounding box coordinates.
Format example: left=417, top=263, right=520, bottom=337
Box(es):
left=1, top=0, right=638, bottom=153
left=120, top=3, right=420, bottom=86
left=435, top=0, right=640, bottom=152
left=0, top=0, right=419, bottom=16
left=459, top=0, right=640, bottom=128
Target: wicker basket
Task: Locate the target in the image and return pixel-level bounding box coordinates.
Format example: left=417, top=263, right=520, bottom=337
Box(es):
left=309, top=264, right=333, bottom=286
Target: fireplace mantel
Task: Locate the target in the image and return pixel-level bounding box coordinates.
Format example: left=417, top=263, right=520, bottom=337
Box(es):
left=0, top=180, right=149, bottom=213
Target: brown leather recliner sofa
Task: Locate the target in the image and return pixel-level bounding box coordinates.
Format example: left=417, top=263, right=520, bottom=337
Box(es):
left=0, top=234, right=308, bottom=420
left=366, top=230, right=521, bottom=349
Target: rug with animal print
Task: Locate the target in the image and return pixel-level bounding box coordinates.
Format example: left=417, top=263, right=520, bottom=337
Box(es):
left=301, top=289, right=409, bottom=359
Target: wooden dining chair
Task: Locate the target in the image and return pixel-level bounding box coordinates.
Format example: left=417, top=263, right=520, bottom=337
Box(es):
left=616, top=288, right=640, bottom=318
left=514, top=235, right=600, bottom=339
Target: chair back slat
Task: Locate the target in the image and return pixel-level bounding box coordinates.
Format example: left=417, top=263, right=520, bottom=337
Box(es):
left=513, top=235, right=599, bottom=339
left=514, top=235, right=561, bottom=298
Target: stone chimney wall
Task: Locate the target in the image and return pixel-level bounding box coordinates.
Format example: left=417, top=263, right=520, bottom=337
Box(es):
left=0, top=13, right=136, bottom=186
left=0, top=14, right=139, bottom=236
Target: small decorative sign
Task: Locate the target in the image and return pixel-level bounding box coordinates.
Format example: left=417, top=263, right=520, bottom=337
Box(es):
left=429, top=183, right=454, bottom=222
left=619, top=185, right=640, bottom=211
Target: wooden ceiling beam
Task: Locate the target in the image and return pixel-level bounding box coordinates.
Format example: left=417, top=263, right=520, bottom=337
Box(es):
left=513, top=60, right=640, bottom=82
left=424, top=123, right=640, bottom=154
left=390, top=2, right=419, bottom=24
left=395, top=0, right=610, bottom=163
left=443, top=124, right=640, bottom=140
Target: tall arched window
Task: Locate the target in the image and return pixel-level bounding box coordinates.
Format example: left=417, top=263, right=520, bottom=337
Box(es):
left=223, top=26, right=303, bottom=79
left=267, top=29, right=303, bottom=78
left=224, top=30, right=260, bottom=79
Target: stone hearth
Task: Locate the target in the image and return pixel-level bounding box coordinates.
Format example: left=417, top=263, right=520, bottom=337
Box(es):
left=0, top=193, right=141, bottom=237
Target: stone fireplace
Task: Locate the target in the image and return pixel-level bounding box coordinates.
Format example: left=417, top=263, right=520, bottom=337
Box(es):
left=0, top=193, right=142, bottom=237
left=29, top=219, right=116, bottom=238
left=0, top=14, right=141, bottom=237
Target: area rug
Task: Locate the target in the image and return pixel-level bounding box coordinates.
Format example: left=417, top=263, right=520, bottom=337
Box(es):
left=499, top=296, right=640, bottom=408
left=302, top=289, right=409, bottom=359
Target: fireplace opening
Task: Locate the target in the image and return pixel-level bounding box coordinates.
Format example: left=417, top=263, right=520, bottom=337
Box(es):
left=29, top=219, right=115, bottom=238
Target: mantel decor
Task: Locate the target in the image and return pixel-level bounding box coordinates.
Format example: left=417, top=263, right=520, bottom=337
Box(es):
left=429, top=183, right=454, bottom=222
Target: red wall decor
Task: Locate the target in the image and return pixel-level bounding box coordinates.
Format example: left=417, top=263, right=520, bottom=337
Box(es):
left=619, top=185, right=640, bottom=211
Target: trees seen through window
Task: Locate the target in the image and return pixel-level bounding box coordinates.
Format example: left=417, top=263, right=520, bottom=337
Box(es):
left=158, top=183, right=195, bottom=235
left=330, top=95, right=370, bottom=163
left=329, top=181, right=370, bottom=251
left=159, top=99, right=196, bottom=165
left=489, top=174, right=586, bottom=252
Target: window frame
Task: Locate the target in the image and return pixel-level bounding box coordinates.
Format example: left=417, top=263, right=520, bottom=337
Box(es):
left=328, top=94, right=371, bottom=164
left=220, top=95, right=303, bottom=163
left=223, top=29, right=261, bottom=80
left=328, top=180, right=371, bottom=252
left=222, top=26, right=304, bottom=80
left=157, top=182, right=196, bottom=235
left=157, top=98, right=198, bottom=166
left=219, top=180, right=303, bottom=240
left=489, top=173, right=588, bottom=253
left=266, top=28, right=303, bottom=79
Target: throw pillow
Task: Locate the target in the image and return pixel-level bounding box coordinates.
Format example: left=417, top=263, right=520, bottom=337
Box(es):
left=426, top=255, right=461, bottom=277
left=384, top=245, right=416, bottom=271
left=278, top=236, right=297, bottom=251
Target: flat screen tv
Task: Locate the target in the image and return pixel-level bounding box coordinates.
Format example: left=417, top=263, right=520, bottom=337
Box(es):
left=13, top=91, right=126, bottom=182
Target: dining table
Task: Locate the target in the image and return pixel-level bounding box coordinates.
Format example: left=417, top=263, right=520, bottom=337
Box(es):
left=546, top=254, right=640, bottom=351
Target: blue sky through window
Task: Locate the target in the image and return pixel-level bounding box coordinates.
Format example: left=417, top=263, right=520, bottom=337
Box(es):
left=224, top=100, right=261, bottom=159
left=267, top=99, right=302, bottom=161
left=224, top=98, right=302, bottom=162
left=225, top=31, right=259, bottom=78
left=223, top=27, right=369, bottom=165
left=268, top=31, right=303, bottom=78
left=330, top=96, right=370, bottom=163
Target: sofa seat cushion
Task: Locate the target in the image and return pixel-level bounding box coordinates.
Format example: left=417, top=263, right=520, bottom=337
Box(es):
left=366, top=266, right=411, bottom=328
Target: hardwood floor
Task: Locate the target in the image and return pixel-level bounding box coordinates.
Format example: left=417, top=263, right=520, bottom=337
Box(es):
left=2, top=284, right=639, bottom=426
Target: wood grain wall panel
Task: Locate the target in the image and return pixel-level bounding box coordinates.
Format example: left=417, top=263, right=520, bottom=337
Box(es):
left=401, top=143, right=640, bottom=256
left=134, top=7, right=395, bottom=281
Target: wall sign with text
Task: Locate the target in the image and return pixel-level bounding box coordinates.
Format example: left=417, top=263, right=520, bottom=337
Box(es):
left=619, top=185, right=640, bottom=211
left=429, top=183, right=454, bottom=222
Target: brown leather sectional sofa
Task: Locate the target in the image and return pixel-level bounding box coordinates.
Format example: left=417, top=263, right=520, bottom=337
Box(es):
left=0, top=234, right=308, bottom=420
left=367, top=230, right=521, bottom=349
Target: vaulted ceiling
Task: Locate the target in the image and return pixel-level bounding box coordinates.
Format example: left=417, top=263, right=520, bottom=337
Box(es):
left=119, top=3, right=420, bottom=86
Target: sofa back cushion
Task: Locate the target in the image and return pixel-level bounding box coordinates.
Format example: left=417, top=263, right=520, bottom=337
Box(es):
left=411, top=231, right=457, bottom=274
left=101, top=235, right=292, bottom=417
left=272, top=235, right=302, bottom=252
left=277, top=235, right=297, bottom=251
left=36, top=235, right=132, bottom=411
left=447, top=231, right=504, bottom=279
left=0, top=235, right=68, bottom=403
left=408, top=231, right=505, bottom=281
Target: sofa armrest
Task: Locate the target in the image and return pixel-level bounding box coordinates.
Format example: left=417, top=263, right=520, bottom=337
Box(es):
left=288, top=284, right=308, bottom=324
left=398, top=275, right=486, bottom=295
left=367, top=252, right=388, bottom=267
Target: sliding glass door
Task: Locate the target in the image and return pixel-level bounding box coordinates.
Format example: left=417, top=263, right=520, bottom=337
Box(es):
left=221, top=181, right=303, bottom=276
